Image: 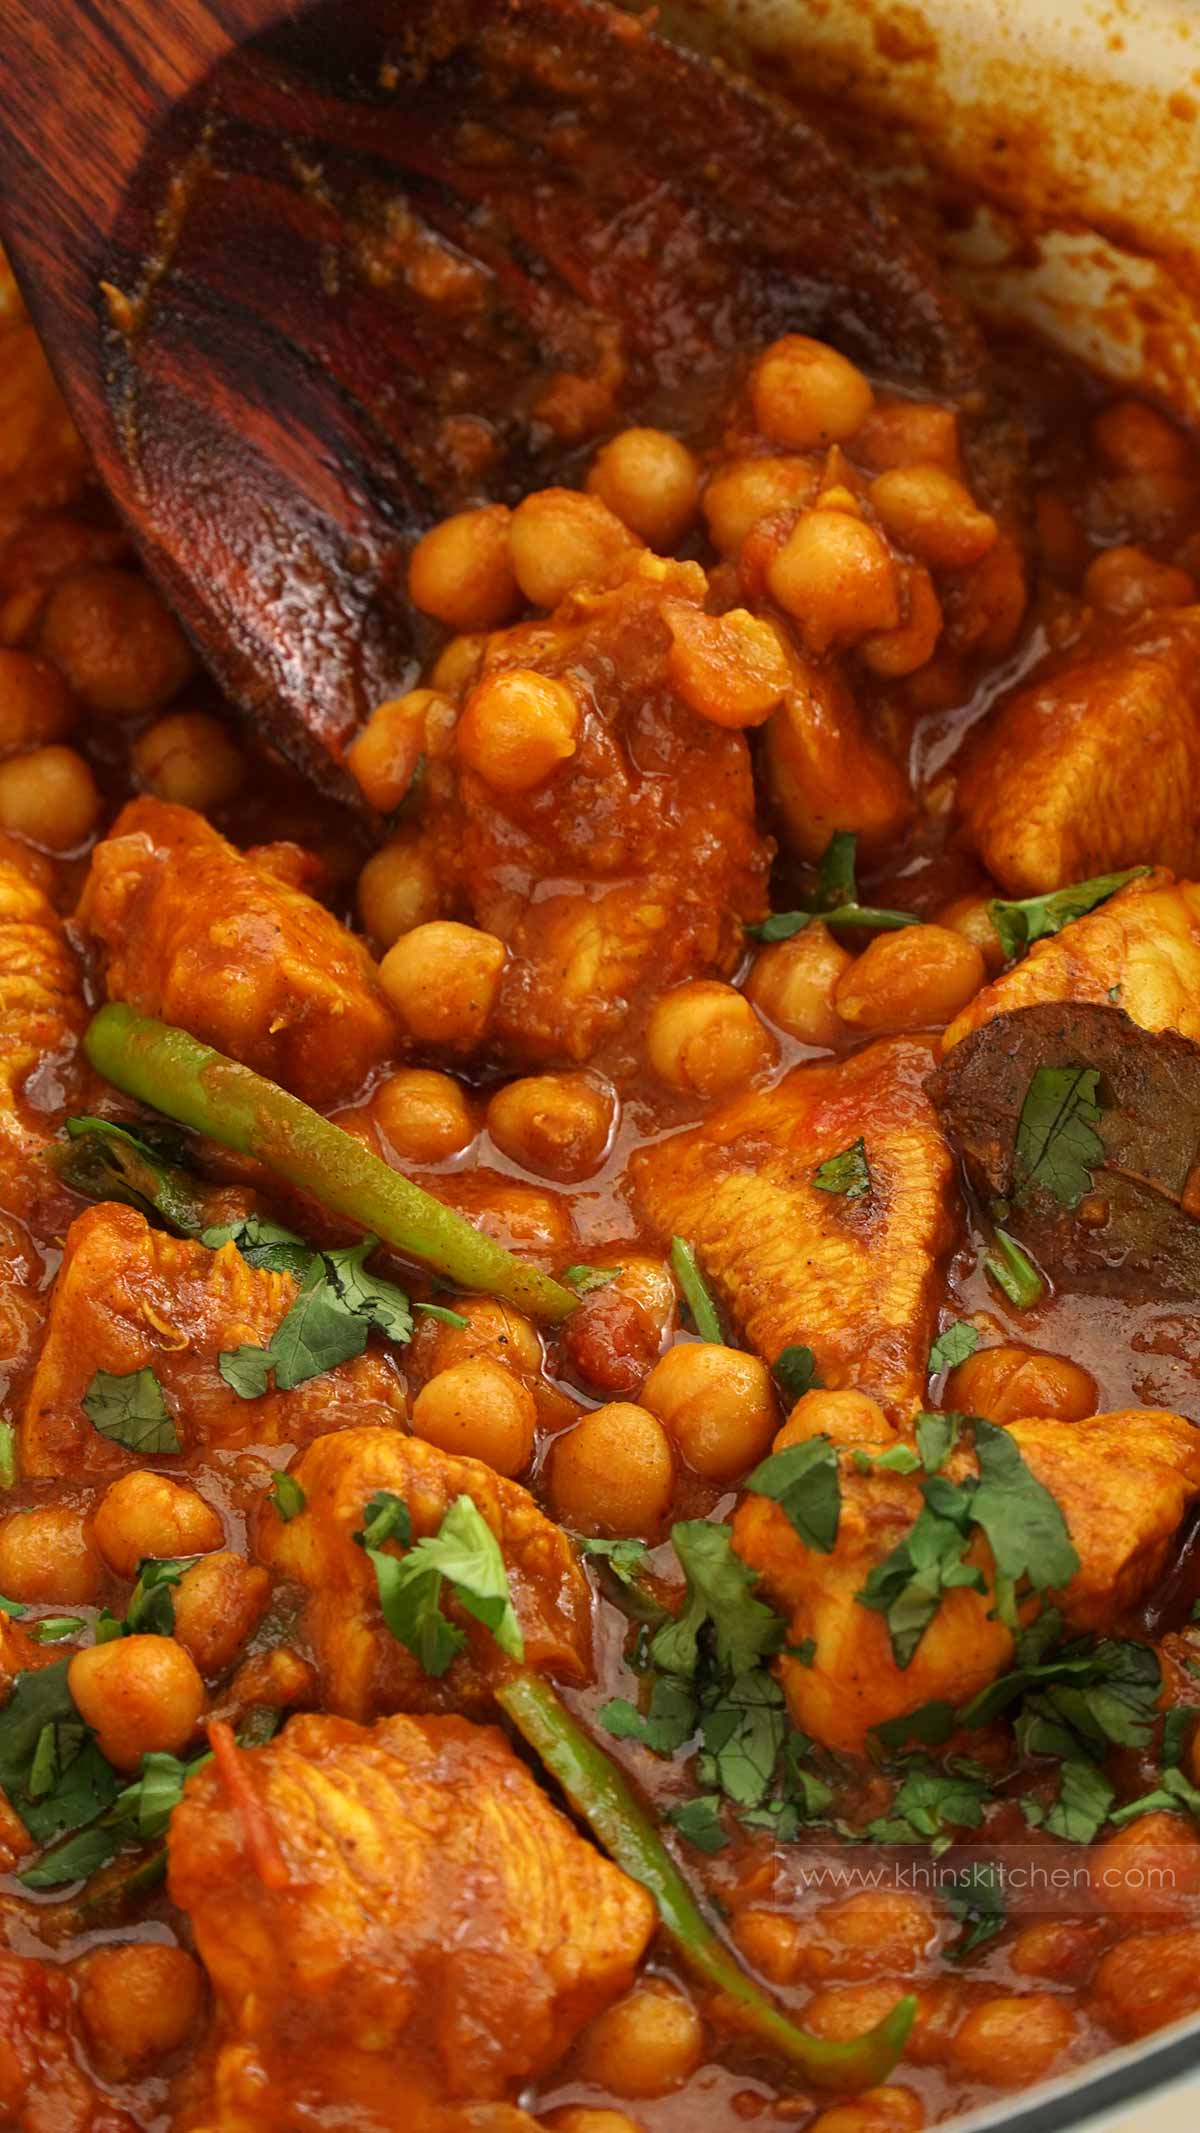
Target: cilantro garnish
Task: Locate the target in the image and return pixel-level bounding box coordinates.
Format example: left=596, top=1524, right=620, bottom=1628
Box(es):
left=1044, top=1759, right=1115, bottom=1843
left=220, top=1234, right=413, bottom=1398
left=0, top=1662, right=118, bottom=1844
left=915, top=1410, right=961, bottom=1474
left=199, top=1211, right=312, bottom=1276
left=668, top=1794, right=729, bottom=1853
left=985, top=1229, right=1046, bottom=1310
left=746, top=1438, right=842, bottom=1554
left=670, top=1238, right=724, bottom=1344
left=562, top=1264, right=623, bottom=1294
left=772, top=1344, right=823, bottom=1405
left=364, top=1493, right=523, bottom=1678
left=1014, top=1066, right=1105, bottom=1211
left=1109, top=1765, right=1200, bottom=1829
left=943, top=1861, right=1007, bottom=1959
left=929, top=1322, right=979, bottom=1376
left=813, top=1138, right=871, bottom=1198
left=19, top=1824, right=120, bottom=1890
left=988, top=869, right=1150, bottom=963
left=125, top=1558, right=186, bottom=1637
left=26, top=1616, right=85, bottom=1644
left=83, top=1367, right=181, bottom=1456
left=856, top=1417, right=1078, bottom=1669
left=747, top=833, right=921, bottom=941
left=866, top=1758, right=990, bottom=1852
left=269, top=1471, right=306, bottom=1523
left=652, top=1522, right=783, bottom=1680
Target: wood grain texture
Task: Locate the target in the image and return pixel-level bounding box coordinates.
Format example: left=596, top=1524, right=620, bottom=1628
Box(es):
left=0, top=0, right=997, bottom=795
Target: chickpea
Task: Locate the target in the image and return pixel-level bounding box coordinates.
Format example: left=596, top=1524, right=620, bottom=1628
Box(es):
left=745, top=921, right=853, bottom=1047
left=804, top=1981, right=960, bottom=2066
left=646, top=980, right=776, bottom=1098
left=834, top=924, right=985, bottom=1033
left=950, top=1995, right=1076, bottom=2086
left=702, top=454, right=820, bottom=554
left=734, top=1907, right=804, bottom=1983
left=1092, top=399, right=1194, bottom=477
left=774, top=1388, right=891, bottom=1451
left=346, top=688, right=454, bottom=814
left=809, top=2090, right=924, bottom=2133
left=417, top=1295, right=542, bottom=1379
left=38, top=566, right=193, bottom=716
left=1094, top=1928, right=1200, bottom=2039
left=1089, top=1811, right=1200, bottom=1916
left=486, top=1071, right=615, bottom=1182
left=509, top=489, right=633, bottom=609
left=92, top=1472, right=223, bottom=1577
left=641, top=1342, right=776, bottom=1482
left=357, top=837, right=441, bottom=950
left=457, top=669, right=580, bottom=793
left=868, top=465, right=998, bottom=572
left=0, top=745, right=102, bottom=851
left=372, top=1067, right=476, bottom=1163
left=1083, top=543, right=1195, bottom=617
left=767, top=511, right=900, bottom=654
left=430, top=632, right=487, bottom=697
left=407, top=505, right=518, bottom=629
left=172, top=1551, right=271, bottom=1676
left=662, top=605, right=790, bottom=728
left=0, top=1505, right=100, bottom=1604
left=412, top=1356, right=537, bottom=1476
left=547, top=1402, right=674, bottom=1537
left=859, top=564, right=943, bottom=678
left=0, top=648, right=74, bottom=754
left=77, top=1943, right=204, bottom=2077
left=68, top=1636, right=205, bottom=1770
left=1009, top=1921, right=1103, bottom=1982
left=379, top=920, right=506, bottom=1050
left=935, top=893, right=1005, bottom=975
left=587, top=428, right=700, bottom=550
left=132, top=711, right=246, bottom=811
left=575, top=1980, right=704, bottom=2098
left=608, top=1255, right=677, bottom=1348
left=750, top=335, right=874, bottom=450
left=854, top=398, right=961, bottom=474
left=944, top=1342, right=1095, bottom=1423
left=543, top=2113, right=644, bottom=2133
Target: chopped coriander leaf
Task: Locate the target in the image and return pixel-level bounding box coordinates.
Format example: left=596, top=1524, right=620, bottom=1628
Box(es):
left=853, top=1444, right=922, bottom=1476
left=651, top=1522, right=783, bottom=1680
left=27, top=1616, right=87, bottom=1643
left=562, top=1264, right=623, bottom=1294
left=217, top=1344, right=275, bottom=1399
left=772, top=1344, right=822, bottom=1405
left=199, top=1210, right=312, bottom=1276
left=813, top=1137, right=871, bottom=1199
left=870, top=1701, right=958, bottom=1753
left=867, top=1758, right=990, bottom=1851
left=747, top=903, right=919, bottom=944
left=960, top=1634, right=1162, bottom=1757
left=0, top=1419, right=15, bottom=1489
left=368, top=1494, right=523, bottom=1678
left=746, top=1438, right=841, bottom=1555
left=0, top=1661, right=118, bottom=1843
left=985, top=1230, right=1046, bottom=1310
left=413, top=1301, right=470, bottom=1328
left=697, top=1670, right=788, bottom=1808
left=0, top=1593, right=27, bottom=1618
left=82, top=1367, right=181, bottom=1456
left=58, top=1116, right=209, bottom=1238
left=323, top=1237, right=413, bottom=1344
left=943, top=1861, right=1006, bottom=1960
left=600, top=1675, right=699, bottom=1756
left=915, top=1410, right=961, bottom=1475
left=1044, top=1759, right=1115, bottom=1844
left=668, top=1794, right=729, bottom=1853
left=970, top=1418, right=1080, bottom=1602
left=1014, top=1066, right=1104, bottom=1211
left=1162, top=1707, right=1194, bottom=1771
left=580, top=1536, right=652, bottom=1580
left=19, top=1824, right=121, bottom=1890
left=670, top=1238, right=724, bottom=1344
left=815, top=829, right=859, bottom=909
left=268, top=1471, right=306, bottom=1523
left=357, top=1491, right=412, bottom=1551
left=928, top=1322, right=979, bottom=1376
left=125, top=1558, right=186, bottom=1637
left=857, top=1485, right=983, bottom=1669
left=789, top=1636, right=817, bottom=1668
left=988, top=868, right=1150, bottom=963
left=130, top=1748, right=212, bottom=1839
left=1109, top=1764, right=1200, bottom=1828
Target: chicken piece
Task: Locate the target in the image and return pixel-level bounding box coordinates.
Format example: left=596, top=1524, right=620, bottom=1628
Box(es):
left=733, top=1406, right=1200, bottom=1754
left=76, top=798, right=398, bottom=1106
left=0, top=858, right=90, bottom=1403
left=20, top=1204, right=405, bottom=1480
left=420, top=556, right=772, bottom=1063
left=941, top=870, right=1200, bottom=1052
left=958, top=610, right=1200, bottom=895
left=763, top=656, right=912, bottom=864
left=257, top=1426, right=589, bottom=1718
left=167, top=1710, right=654, bottom=2129
left=630, top=1037, right=956, bottom=1420
left=0, top=1953, right=136, bottom=2133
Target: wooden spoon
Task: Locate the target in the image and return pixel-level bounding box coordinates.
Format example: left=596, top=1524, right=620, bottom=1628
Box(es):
left=0, top=0, right=996, bottom=800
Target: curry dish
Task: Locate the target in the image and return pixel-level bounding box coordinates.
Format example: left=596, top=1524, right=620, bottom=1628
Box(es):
left=4, top=72, right=1200, bottom=2130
